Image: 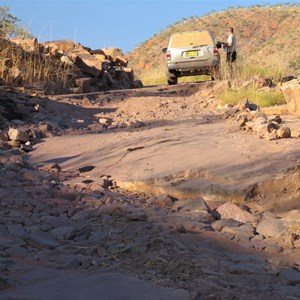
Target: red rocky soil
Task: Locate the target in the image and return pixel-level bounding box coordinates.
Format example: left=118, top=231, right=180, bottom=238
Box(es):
left=1, top=81, right=300, bottom=299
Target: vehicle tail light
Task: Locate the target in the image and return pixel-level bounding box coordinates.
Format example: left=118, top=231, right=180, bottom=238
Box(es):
left=166, top=51, right=171, bottom=60
left=213, top=48, right=219, bottom=56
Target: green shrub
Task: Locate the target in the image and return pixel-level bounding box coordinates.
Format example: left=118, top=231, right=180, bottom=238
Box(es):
left=218, top=87, right=286, bottom=107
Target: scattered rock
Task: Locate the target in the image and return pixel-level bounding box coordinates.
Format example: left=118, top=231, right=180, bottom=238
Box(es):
left=256, top=214, right=285, bottom=238
left=212, top=219, right=241, bottom=231
left=78, top=165, right=95, bottom=173
left=23, top=232, right=60, bottom=249
left=277, top=127, right=291, bottom=139
left=146, top=194, right=174, bottom=208
left=0, top=277, right=10, bottom=290
left=8, top=128, right=29, bottom=143
left=279, top=268, right=300, bottom=285
left=172, top=198, right=208, bottom=213
left=75, top=77, right=91, bottom=93
left=264, top=243, right=283, bottom=254
left=50, top=226, right=76, bottom=240
left=216, top=203, right=257, bottom=224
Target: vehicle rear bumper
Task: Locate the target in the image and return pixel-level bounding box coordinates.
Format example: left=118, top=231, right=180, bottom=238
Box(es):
left=167, top=59, right=219, bottom=75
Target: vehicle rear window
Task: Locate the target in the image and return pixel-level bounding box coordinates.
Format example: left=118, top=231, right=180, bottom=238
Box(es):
left=170, top=31, right=213, bottom=48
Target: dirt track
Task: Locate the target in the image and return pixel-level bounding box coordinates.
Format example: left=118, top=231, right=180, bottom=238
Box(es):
left=2, top=81, right=300, bottom=299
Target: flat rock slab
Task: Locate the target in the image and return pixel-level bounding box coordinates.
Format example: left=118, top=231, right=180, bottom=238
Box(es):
left=0, top=270, right=189, bottom=300
left=29, top=118, right=300, bottom=201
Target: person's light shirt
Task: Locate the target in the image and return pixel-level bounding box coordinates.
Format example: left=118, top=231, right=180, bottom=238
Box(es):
left=226, top=34, right=237, bottom=52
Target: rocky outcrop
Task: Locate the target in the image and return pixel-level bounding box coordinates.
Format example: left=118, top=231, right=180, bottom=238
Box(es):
left=1, top=37, right=142, bottom=94
left=280, top=79, right=300, bottom=116
left=43, top=40, right=141, bottom=92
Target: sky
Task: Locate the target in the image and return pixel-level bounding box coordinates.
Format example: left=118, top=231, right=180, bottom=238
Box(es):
left=2, top=0, right=296, bottom=53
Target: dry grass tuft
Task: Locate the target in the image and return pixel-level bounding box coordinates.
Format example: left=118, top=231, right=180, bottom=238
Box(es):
left=0, top=38, right=73, bottom=93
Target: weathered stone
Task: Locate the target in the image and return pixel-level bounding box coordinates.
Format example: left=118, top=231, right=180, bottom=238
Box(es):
left=281, top=75, right=297, bottom=83
left=7, top=140, right=20, bottom=148
left=0, top=235, right=25, bottom=248
left=115, top=56, right=128, bottom=67
left=8, top=66, right=23, bottom=83
left=265, top=130, right=278, bottom=141
left=222, top=223, right=255, bottom=238
left=277, top=127, right=291, bottom=139
left=146, top=194, right=173, bottom=208
left=38, top=122, right=53, bottom=133
left=238, top=98, right=250, bottom=111
left=280, top=79, right=300, bottom=116
left=256, top=124, right=269, bottom=136
left=0, top=141, right=9, bottom=150
left=0, top=276, right=10, bottom=290
left=212, top=219, right=241, bottom=231
left=251, top=111, right=268, bottom=121
left=98, top=118, right=112, bottom=126
left=60, top=55, right=74, bottom=66
left=44, top=39, right=77, bottom=53
left=256, top=215, right=285, bottom=238
left=88, top=123, right=103, bottom=132
left=11, top=37, right=39, bottom=52
left=255, top=76, right=273, bottom=88
left=291, top=130, right=300, bottom=138
left=238, top=116, right=248, bottom=128
left=174, top=211, right=214, bottom=223
left=267, top=122, right=280, bottom=133
left=216, top=203, right=257, bottom=224
left=20, top=142, right=33, bottom=152
left=6, top=246, right=29, bottom=258
left=94, top=54, right=107, bottom=62
left=279, top=268, right=300, bottom=285
left=50, top=226, right=76, bottom=240
left=75, top=78, right=91, bottom=93
left=228, top=261, right=266, bottom=274
left=264, top=243, right=283, bottom=254
left=269, top=115, right=282, bottom=124
left=78, top=165, right=95, bottom=173
left=14, top=103, right=31, bottom=115
left=0, top=131, right=8, bottom=142
left=69, top=47, right=102, bottom=77
left=173, top=198, right=208, bottom=213
left=175, top=219, right=211, bottom=233
left=124, top=209, right=147, bottom=221
left=98, top=204, right=124, bottom=216
left=7, top=224, right=26, bottom=237
left=8, top=128, right=29, bottom=143
left=225, top=107, right=239, bottom=117
left=23, top=232, right=59, bottom=249
left=102, top=48, right=124, bottom=60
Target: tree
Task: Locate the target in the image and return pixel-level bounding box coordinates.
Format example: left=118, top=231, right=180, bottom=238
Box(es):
left=0, top=6, right=32, bottom=38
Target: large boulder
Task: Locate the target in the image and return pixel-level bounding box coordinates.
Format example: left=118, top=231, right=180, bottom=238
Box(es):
left=280, top=79, right=300, bottom=116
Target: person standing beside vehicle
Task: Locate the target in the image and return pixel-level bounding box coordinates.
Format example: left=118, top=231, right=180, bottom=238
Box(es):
left=222, top=27, right=237, bottom=78
left=225, top=27, right=237, bottom=63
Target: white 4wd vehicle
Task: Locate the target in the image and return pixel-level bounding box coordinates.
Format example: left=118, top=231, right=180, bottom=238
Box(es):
left=163, top=30, right=221, bottom=85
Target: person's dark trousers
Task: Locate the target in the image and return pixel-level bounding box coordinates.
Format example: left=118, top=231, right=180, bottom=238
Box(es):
left=226, top=51, right=237, bottom=62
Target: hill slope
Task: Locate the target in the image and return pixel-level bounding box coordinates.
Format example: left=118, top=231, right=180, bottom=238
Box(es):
left=128, top=6, right=300, bottom=85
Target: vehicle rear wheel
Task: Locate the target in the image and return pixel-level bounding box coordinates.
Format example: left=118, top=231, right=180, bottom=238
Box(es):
left=166, top=71, right=178, bottom=85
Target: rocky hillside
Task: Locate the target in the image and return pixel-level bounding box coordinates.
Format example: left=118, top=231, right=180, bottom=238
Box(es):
left=128, top=5, right=300, bottom=84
